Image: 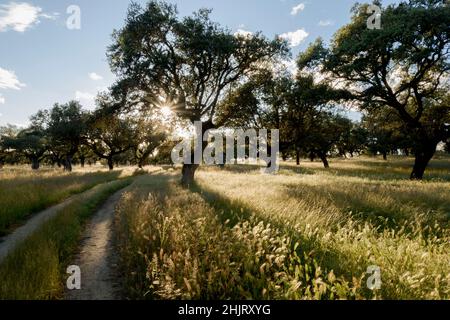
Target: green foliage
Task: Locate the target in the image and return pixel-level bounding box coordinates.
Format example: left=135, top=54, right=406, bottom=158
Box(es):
left=1, top=128, right=48, bottom=169
left=335, top=122, right=369, bottom=157
left=322, top=0, right=450, bottom=178
left=363, top=108, right=413, bottom=158
left=31, top=101, right=88, bottom=171
left=107, top=0, right=288, bottom=126
left=86, top=112, right=136, bottom=169
left=133, top=117, right=168, bottom=168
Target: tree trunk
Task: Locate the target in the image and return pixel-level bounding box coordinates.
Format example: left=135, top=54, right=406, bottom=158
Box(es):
left=31, top=157, right=40, bottom=170
left=80, top=156, right=85, bottom=168
left=309, top=152, right=315, bottom=162
left=107, top=157, right=114, bottom=171
left=180, top=120, right=215, bottom=186
left=181, top=164, right=199, bottom=187
left=296, top=150, right=300, bottom=166
left=64, top=155, right=73, bottom=172
left=410, top=145, right=436, bottom=180
left=404, top=149, right=410, bottom=157
left=138, top=157, right=145, bottom=169
left=318, top=153, right=329, bottom=169
left=382, top=152, right=388, bottom=161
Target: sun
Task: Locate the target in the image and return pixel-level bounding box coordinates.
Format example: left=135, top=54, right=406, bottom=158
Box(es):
left=160, top=106, right=173, bottom=118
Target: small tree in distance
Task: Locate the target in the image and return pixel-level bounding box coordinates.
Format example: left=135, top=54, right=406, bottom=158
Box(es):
left=86, top=113, right=136, bottom=171
left=30, top=101, right=87, bottom=172
left=2, top=128, right=48, bottom=170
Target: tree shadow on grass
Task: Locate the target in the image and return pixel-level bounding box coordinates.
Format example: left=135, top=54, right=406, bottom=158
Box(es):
left=282, top=157, right=450, bottom=182
left=189, top=181, right=372, bottom=294
left=189, top=179, right=449, bottom=299
left=283, top=182, right=450, bottom=238
left=278, top=165, right=317, bottom=176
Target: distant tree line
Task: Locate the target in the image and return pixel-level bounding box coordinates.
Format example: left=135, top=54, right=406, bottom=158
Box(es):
left=0, top=101, right=167, bottom=171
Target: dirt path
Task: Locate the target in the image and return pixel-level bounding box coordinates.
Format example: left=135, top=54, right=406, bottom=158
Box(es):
left=0, top=183, right=113, bottom=264
left=64, top=185, right=131, bottom=300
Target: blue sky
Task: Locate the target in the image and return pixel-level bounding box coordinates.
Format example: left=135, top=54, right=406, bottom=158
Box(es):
left=0, top=0, right=401, bottom=126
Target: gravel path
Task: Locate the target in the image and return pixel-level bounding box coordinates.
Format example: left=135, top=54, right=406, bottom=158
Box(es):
left=64, top=186, right=130, bottom=300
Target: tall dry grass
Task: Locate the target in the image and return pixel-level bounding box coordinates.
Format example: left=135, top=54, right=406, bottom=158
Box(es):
left=196, top=158, right=450, bottom=299
left=114, top=157, right=450, bottom=300
left=0, top=166, right=136, bottom=235
left=115, top=174, right=356, bottom=300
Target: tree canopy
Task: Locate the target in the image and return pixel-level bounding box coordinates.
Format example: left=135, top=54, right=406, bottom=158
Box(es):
left=319, top=0, right=450, bottom=178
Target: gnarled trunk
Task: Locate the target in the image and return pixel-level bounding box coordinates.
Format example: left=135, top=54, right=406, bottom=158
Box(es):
left=181, top=164, right=199, bottom=187
left=180, top=120, right=215, bottom=186
left=318, top=152, right=329, bottom=169
left=107, top=157, right=114, bottom=171
left=31, top=157, right=40, bottom=170
left=410, top=143, right=437, bottom=180
left=64, top=155, right=73, bottom=172
left=138, top=157, right=145, bottom=169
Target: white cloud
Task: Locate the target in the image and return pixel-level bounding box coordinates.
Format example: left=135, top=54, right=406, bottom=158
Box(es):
left=0, top=94, right=5, bottom=104
left=318, top=20, right=334, bottom=27
left=75, top=91, right=96, bottom=108
left=40, top=12, right=59, bottom=20
left=291, top=3, right=305, bottom=16
left=234, top=29, right=253, bottom=38
left=89, top=72, right=103, bottom=81
left=0, top=2, right=57, bottom=32
left=279, top=29, right=309, bottom=47
left=0, top=67, right=25, bottom=90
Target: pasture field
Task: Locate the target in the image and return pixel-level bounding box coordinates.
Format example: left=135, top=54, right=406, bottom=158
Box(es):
left=0, top=157, right=448, bottom=300
left=0, top=166, right=136, bottom=236
left=114, top=157, right=450, bottom=300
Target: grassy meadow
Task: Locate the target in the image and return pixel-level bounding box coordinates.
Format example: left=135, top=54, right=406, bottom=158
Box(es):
left=0, top=157, right=448, bottom=300
left=0, top=166, right=137, bottom=236
left=114, top=156, right=450, bottom=300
